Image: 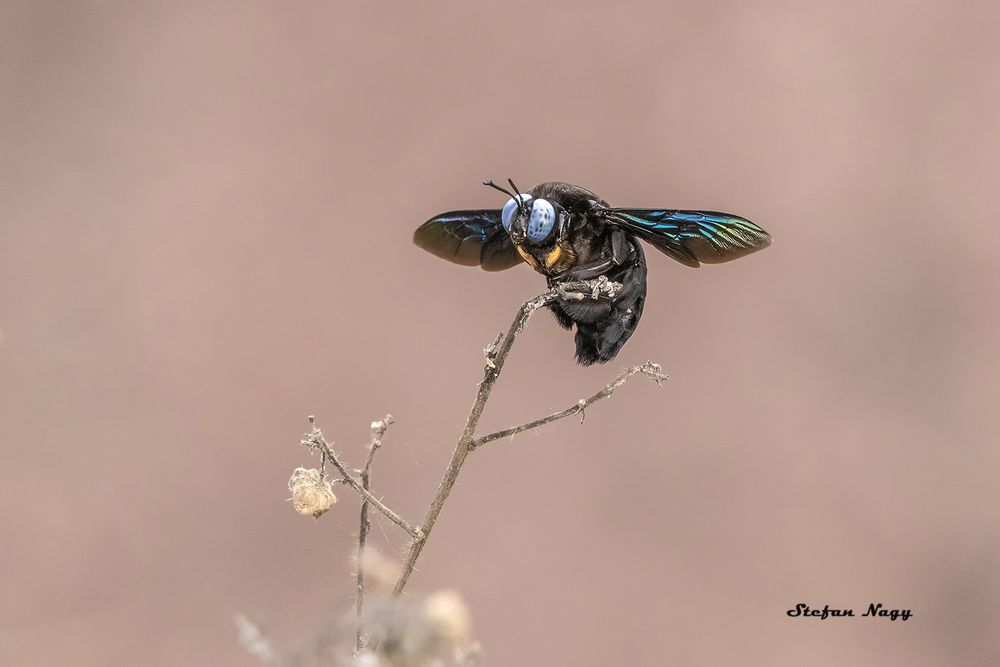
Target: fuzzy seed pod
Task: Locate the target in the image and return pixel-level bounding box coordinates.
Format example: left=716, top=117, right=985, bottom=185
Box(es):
left=288, top=467, right=336, bottom=517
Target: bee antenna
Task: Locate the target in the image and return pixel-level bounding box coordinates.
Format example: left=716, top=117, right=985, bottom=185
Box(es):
left=483, top=178, right=528, bottom=215
left=483, top=179, right=516, bottom=199
left=507, top=178, right=525, bottom=214
left=482, top=179, right=529, bottom=215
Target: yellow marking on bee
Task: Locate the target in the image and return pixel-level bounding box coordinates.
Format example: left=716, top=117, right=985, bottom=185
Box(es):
left=516, top=245, right=539, bottom=269
left=543, top=245, right=563, bottom=269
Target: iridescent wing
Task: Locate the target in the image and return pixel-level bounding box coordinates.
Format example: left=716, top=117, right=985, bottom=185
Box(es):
left=601, top=209, right=771, bottom=268
left=413, top=210, right=522, bottom=271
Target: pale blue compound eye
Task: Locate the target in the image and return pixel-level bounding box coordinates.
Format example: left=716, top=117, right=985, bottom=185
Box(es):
left=501, top=194, right=532, bottom=231
left=527, top=198, right=557, bottom=243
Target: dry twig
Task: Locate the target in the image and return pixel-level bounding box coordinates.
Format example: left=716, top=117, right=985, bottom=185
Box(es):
left=295, top=277, right=666, bottom=599
left=470, top=361, right=667, bottom=450
left=273, top=277, right=669, bottom=664
left=356, top=414, right=394, bottom=652
left=391, top=277, right=631, bottom=595
left=301, top=418, right=421, bottom=539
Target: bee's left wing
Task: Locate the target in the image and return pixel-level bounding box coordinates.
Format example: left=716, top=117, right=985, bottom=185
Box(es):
left=601, top=209, right=771, bottom=268
left=413, top=210, right=522, bottom=271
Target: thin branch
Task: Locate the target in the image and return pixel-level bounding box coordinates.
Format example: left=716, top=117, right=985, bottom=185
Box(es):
left=282, top=277, right=668, bottom=662
left=470, top=362, right=668, bottom=450
left=391, top=277, right=623, bottom=596
left=356, top=414, right=394, bottom=653
left=302, top=417, right=421, bottom=539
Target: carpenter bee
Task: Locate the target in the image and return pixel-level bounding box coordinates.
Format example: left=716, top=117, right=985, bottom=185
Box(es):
left=413, top=180, right=771, bottom=365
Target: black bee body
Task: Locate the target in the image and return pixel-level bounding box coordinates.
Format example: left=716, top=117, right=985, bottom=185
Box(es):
left=548, top=234, right=646, bottom=364
left=523, top=183, right=647, bottom=363
left=413, top=180, right=770, bottom=365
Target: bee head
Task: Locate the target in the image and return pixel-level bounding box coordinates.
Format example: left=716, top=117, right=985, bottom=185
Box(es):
left=484, top=179, right=566, bottom=247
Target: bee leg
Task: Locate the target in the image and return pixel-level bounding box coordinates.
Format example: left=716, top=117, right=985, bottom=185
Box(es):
left=547, top=255, right=617, bottom=329
left=572, top=240, right=647, bottom=365
left=573, top=279, right=646, bottom=364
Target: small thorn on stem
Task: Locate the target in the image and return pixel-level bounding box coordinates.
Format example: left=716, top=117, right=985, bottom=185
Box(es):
left=484, top=332, right=503, bottom=368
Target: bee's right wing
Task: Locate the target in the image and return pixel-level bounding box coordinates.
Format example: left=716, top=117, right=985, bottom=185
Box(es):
left=601, top=209, right=771, bottom=268
left=413, top=210, right=523, bottom=271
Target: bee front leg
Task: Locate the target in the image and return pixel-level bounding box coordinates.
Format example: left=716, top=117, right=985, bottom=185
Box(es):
left=571, top=239, right=647, bottom=365
left=547, top=254, right=617, bottom=330
left=557, top=258, right=614, bottom=282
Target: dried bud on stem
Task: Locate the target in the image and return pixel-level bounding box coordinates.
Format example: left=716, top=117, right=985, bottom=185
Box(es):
left=288, top=467, right=337, bottom=517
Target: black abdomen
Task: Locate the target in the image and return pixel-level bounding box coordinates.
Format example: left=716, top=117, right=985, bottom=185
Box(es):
left=549, top=239, right=647, bottom=365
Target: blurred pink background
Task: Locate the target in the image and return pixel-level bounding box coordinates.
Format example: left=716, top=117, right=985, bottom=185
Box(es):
left=3, top=1, right=1000, bottom=665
